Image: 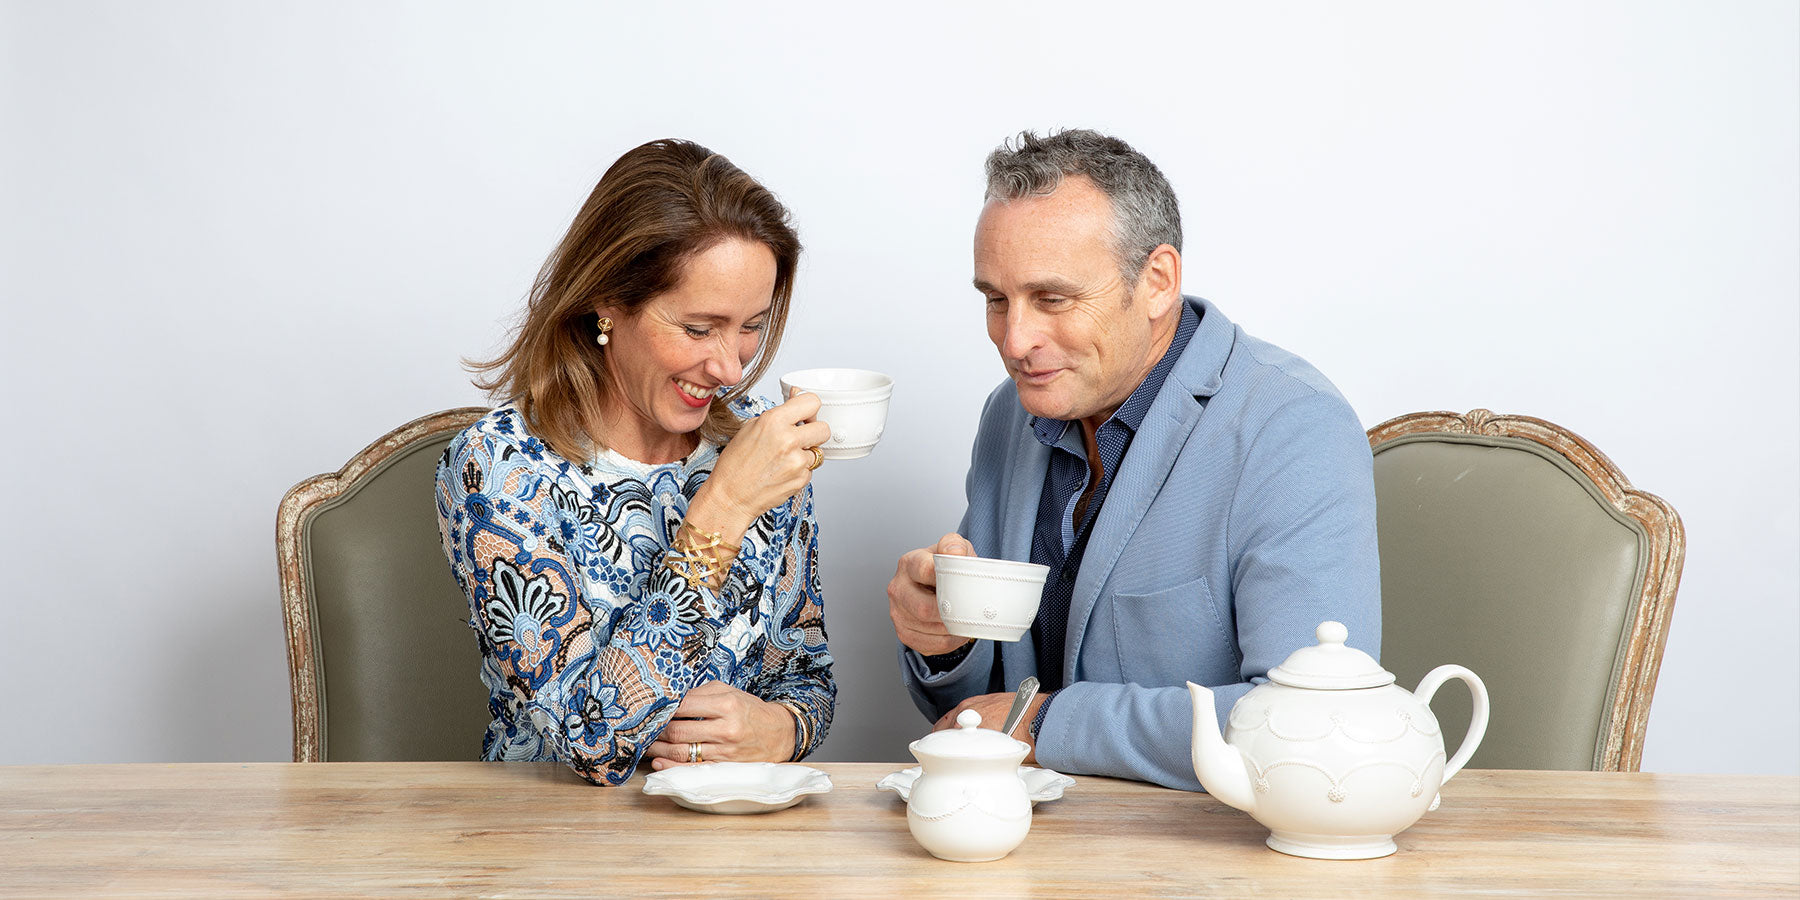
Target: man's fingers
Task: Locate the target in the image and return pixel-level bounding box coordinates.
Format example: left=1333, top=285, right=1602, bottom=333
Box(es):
left=935, top=532, right=975, bottom=558
left=901, top=547, right=938, bottom=589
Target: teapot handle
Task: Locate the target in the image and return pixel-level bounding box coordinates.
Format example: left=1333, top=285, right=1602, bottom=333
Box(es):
left=1414, top=664, right=1490, bottom=785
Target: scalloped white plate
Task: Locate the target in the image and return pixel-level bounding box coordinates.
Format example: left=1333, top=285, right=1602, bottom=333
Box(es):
left=644, top=762, right=832, bottom=814
left=875, top=766, right=1075, bottom=805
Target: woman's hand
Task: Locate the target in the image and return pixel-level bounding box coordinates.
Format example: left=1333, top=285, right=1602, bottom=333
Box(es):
left=645, top=681, right=800, bottom=768
left=687, top=391, right=832, bottom=542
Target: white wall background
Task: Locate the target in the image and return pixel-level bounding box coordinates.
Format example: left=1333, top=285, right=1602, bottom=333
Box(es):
left=2, top=1, right=1794, bottom=774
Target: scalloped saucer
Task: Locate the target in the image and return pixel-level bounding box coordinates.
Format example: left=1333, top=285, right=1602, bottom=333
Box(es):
left=643, top=762, right=832, bottom=814
left=876, top=765, right=1075, bottom=805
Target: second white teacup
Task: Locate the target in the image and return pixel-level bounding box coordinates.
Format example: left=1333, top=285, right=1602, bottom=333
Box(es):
left=933, top=554, right=1051, bottom=642
left=778, top=368, right=894, bottom=460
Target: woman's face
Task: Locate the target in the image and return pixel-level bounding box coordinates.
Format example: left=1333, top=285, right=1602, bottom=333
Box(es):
left=597, top=237, right=778, bottom=459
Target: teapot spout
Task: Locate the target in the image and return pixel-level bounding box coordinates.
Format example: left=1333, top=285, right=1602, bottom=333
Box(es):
left=1187, top=682, right=1257, bottom=813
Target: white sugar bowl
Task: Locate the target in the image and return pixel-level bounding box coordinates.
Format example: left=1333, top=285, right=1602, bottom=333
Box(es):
left=1188, top=621, right=1490, bottom=860
left=904, top=710, right=1034, bottom=862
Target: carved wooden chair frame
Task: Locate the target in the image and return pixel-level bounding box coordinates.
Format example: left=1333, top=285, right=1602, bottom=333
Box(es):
left=1366, top=408, right=1685, bottom=771
left=276, top=407, right=487, bottom=762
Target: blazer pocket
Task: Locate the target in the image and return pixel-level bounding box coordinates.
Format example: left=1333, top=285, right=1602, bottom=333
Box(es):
left=1109, top=576, right=1231, bottom=687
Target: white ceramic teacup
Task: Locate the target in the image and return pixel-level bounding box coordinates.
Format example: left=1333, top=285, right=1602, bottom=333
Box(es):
left=932, top=554, right=1051, bottom=642
left=778, top=368, right=894, bottom=460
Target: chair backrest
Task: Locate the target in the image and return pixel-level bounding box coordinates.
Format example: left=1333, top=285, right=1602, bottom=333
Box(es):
left=277, top=408, right=490, bottom=762
left=1368, top=409, right=1683, bottom=771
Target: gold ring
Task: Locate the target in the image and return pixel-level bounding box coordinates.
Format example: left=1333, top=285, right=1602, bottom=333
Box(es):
left=808, top=446, right=824, bottom=470
left=688, top=742, right=702, bottom=763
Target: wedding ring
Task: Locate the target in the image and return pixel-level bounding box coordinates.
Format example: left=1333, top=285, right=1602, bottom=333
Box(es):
left=688, top=742, right=702, bottom=763
left=807, top=446, right=824, bottom=470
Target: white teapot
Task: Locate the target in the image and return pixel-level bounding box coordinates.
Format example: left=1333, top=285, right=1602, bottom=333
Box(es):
left=1188, top=621, right=1489, bottom=859
left=904, top=709, right=1034, bottom=862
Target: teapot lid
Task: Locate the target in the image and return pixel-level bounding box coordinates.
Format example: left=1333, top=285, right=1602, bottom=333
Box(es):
left=910, top=709, right=1030, bottom=758
left=1267, top=621, right=1395, bottom=690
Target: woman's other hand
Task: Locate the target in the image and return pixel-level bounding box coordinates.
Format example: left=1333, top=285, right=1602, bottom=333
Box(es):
left=646, top=681, right=800, bottom=768
left=689, top=391, right=831, bottom=536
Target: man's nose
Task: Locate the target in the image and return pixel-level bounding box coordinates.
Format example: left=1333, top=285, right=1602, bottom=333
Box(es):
left=1000, top=304, right=1042, bottom=361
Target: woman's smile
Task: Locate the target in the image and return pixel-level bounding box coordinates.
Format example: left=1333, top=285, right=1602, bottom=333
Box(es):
left=675, top=378, right=714, bottom=408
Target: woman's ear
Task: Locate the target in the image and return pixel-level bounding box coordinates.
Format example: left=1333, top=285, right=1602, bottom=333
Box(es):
left=592, top=307, right=620, bottom=347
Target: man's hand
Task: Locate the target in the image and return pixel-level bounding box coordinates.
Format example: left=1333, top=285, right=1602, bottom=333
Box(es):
left=888, top=533, right=978, bottom=657
left=934, top=691, right=1047, bottom=765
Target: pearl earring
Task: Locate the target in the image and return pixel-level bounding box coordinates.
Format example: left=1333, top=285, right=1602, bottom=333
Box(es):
left=595, top=316, right=613, bottom=347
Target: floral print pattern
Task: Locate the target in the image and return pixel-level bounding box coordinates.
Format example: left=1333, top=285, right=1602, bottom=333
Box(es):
left=435, top=401, right=835, bottom=785
left=483, top=558, right=568, bottom=672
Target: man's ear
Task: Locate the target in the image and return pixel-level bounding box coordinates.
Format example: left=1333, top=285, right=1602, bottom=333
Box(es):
left=1136, top=243, right=1183, bottom=319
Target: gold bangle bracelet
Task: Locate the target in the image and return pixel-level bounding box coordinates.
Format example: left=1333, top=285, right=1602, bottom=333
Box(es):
left=775, top=700, right=809, bottom=761
left=665, top=521, right=736, bottom=587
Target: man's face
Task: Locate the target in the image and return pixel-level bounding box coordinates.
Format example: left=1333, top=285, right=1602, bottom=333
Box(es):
left=973, top=175, right=1167, bottom=427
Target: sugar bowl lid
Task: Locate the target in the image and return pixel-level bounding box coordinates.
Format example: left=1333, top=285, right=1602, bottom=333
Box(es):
left=910, top=709, right=1030, bottom=758
left=1267, top=621, right=1395, bottom=690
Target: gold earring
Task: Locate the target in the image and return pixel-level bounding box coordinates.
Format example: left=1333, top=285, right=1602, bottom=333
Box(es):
left=595, top=316, right=613, bottom=347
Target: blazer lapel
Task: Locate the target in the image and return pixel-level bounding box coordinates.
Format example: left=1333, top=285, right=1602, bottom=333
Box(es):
left=1063, top=298, right=1233, bottom=680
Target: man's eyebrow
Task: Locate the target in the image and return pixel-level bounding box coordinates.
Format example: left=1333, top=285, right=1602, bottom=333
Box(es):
left=971, top=277, right=1086, bottom=295
left=1024, top=277, right=1084, bottom=295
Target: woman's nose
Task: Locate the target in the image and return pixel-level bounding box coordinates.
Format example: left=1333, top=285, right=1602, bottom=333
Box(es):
left=705, top=336, right=744, bottom=387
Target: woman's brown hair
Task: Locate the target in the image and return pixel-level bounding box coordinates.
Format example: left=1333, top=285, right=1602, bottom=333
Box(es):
left=469, top=139, right=802, bottom=460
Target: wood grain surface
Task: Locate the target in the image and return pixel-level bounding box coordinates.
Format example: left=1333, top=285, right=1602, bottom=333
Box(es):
left=1, top=763, right=1793, bottom=898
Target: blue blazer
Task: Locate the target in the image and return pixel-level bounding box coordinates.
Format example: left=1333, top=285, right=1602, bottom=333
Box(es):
left=901, top=297, right=1381, bottom=790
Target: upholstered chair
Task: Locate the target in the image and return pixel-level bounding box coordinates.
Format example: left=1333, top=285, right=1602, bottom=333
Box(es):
left=277, top=408, right=489, bottom=762
left=1368, top=409, right=1683, bottom=771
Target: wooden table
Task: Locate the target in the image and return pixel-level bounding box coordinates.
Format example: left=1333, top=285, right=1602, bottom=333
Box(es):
left=1, top=762, right=1795, bottom=898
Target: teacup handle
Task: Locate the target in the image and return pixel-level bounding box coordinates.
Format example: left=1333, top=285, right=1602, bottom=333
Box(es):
left=1413, top=664, right=1489, bottom=785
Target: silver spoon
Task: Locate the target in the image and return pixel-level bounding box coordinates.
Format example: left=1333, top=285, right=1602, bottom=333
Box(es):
left=1000, top=676, right=1041, bottom=738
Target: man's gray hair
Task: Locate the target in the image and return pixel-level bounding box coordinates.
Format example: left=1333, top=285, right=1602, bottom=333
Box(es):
left=984, top=129, right=1182, bottom=287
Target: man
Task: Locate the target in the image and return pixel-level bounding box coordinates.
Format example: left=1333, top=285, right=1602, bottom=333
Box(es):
left=888, top=129, right=1380, bottom=790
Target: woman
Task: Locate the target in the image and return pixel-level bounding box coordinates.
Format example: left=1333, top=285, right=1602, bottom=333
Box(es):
left=434, top=139, right=835, bottom=786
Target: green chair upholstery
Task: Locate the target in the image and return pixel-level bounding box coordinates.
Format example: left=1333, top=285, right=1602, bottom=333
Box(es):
left=1368, top=409, right=1683, bottom=772
left=278, top=408, right=490, bottom=762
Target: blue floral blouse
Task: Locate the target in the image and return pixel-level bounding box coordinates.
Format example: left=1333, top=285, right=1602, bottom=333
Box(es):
left=433, top=399, right=835, bottom=785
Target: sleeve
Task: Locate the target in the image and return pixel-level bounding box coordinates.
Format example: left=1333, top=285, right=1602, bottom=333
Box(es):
left=740, top=485, right=836, bottom=759
left=899, top=637, right=1001, bottom=722
left=434, top=428, right=752, bottom=785
left=1032, top=390, right=1383, bottom=791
